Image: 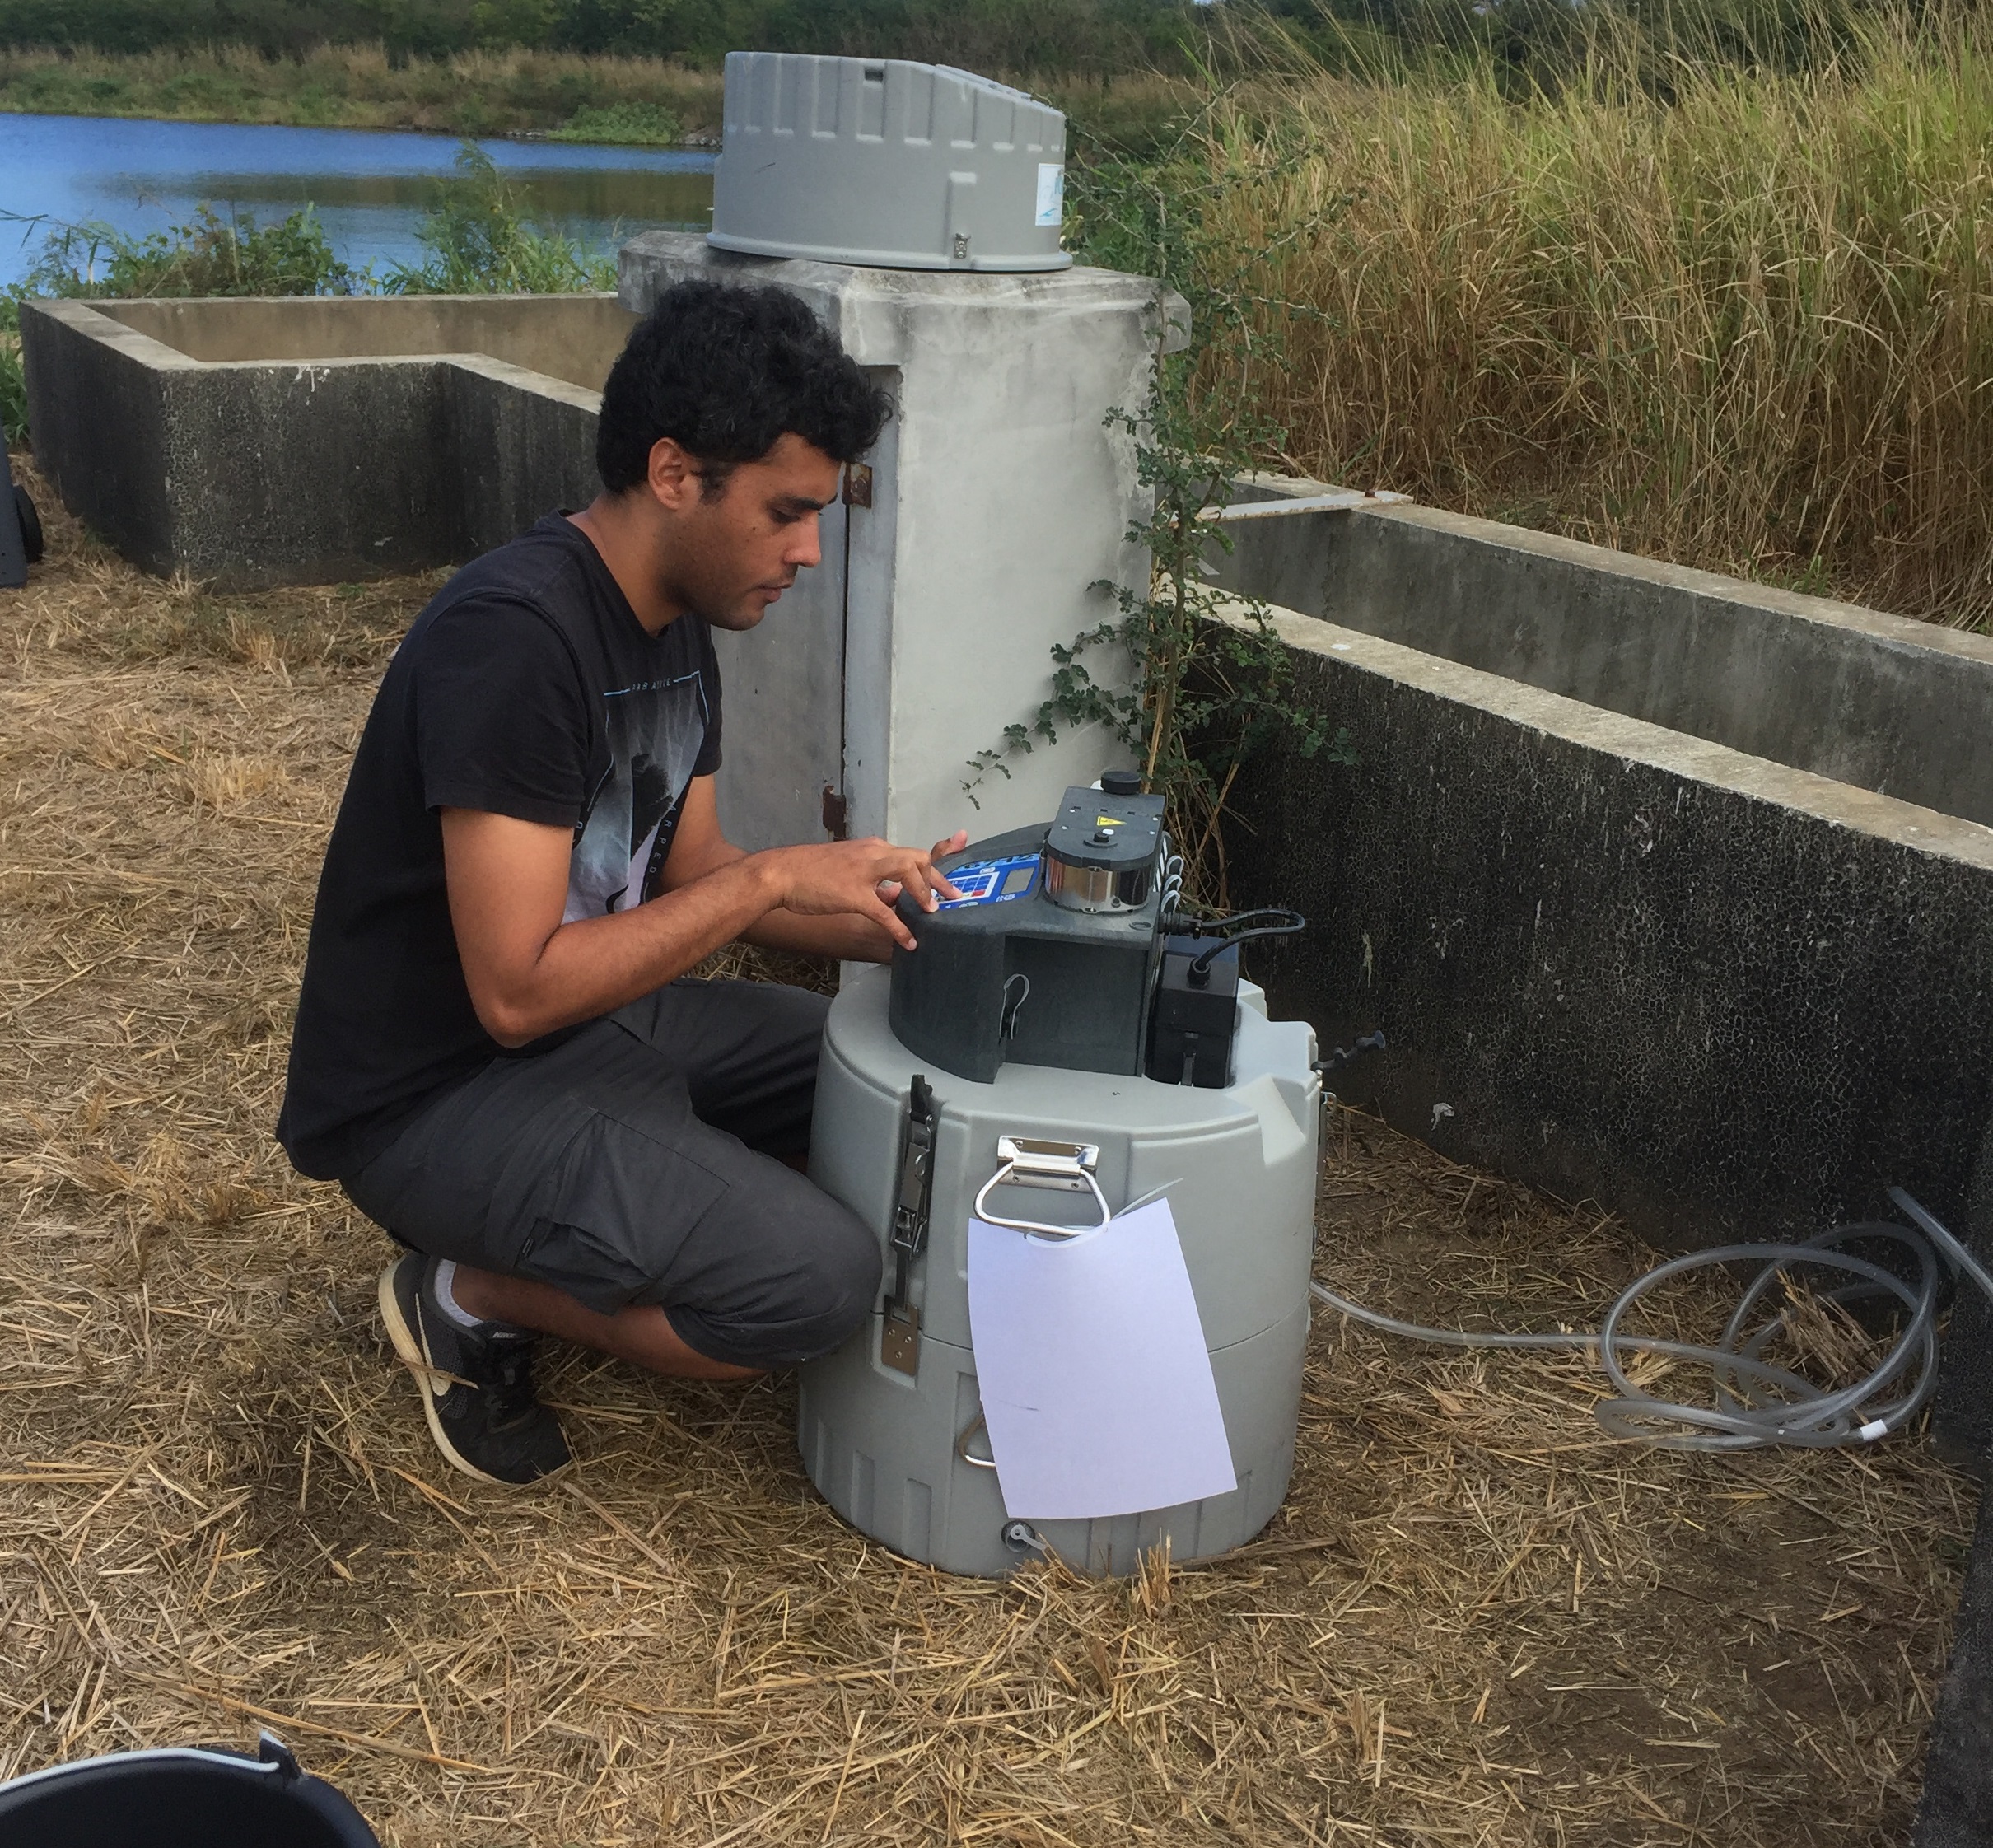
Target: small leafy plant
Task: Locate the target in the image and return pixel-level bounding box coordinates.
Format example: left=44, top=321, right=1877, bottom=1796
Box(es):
left=966, top=110, right=1355, bottom=903
left=1, top=297, right=26, bottom=445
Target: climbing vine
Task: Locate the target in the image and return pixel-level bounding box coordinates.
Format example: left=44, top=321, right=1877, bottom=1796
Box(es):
left=964, top=105, right=1355, bottom=904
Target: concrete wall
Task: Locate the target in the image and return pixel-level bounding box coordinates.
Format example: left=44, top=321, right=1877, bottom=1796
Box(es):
left=92, top=293, right=637, bottom=394
left=1212, top=596, right=1993, bottom=1453
left=1211, top=478, right=1993, bottom=826
left=21, top=296, right=607, bottom=588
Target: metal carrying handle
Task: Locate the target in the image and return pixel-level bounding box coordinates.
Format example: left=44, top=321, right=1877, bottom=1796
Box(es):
left=972, top=1135, right=1112, bottom=1239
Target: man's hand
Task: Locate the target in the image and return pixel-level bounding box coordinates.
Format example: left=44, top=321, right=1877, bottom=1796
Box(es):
left=754, top=833, right=966, bottom=951
left=442, top=799, right=971, bottom=1047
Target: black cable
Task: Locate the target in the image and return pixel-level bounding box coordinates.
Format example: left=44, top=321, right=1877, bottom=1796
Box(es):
left=1179, top=909, right=1307, bottom=985
left=1160, top=906, right=1305, bottom=939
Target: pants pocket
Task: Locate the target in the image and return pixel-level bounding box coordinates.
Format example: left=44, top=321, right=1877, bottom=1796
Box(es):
left=510, top=1107, right=732, bottom=1314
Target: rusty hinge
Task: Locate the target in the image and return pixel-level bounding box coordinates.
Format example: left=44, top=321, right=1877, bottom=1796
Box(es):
left=842, top=463, right=873, bottom=509
left=821, top=786, right=849, bottom=839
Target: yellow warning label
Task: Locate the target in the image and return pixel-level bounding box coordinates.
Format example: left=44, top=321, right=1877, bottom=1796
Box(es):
left=1095, top=815, right=1124, bottom=829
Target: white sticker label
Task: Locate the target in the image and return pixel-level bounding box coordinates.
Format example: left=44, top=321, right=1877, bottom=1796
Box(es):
left=1034, top=162, right=1064, bottom=228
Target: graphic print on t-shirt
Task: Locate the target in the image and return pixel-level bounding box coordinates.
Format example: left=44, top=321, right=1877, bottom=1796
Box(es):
left=563, top=671, right=711, bottom=922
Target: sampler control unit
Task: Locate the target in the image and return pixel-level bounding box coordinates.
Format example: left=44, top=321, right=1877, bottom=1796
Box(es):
left=800, top=783, right=1322, bottom=1577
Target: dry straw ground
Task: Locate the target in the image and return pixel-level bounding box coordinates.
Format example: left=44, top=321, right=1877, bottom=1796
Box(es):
left=0, top=462, right=1977, bottom=1845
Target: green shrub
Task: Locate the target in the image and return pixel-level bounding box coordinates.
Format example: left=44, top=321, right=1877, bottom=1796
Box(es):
left=1, top=203, right=355, bottom=441
left=550, top=98, right=678, bottom=143
left=381, top=142, right=614, bottom=292
left=23, top=203, right=358, bottom=298
left=0, top=298, right=26, bottom=446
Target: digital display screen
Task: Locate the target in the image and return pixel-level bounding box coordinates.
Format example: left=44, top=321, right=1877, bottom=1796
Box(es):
left=936, top=853, right=1039, bottom=909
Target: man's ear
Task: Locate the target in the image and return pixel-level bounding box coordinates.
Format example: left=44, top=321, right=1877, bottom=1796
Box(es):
left=646, top=437, right=702, bottom=512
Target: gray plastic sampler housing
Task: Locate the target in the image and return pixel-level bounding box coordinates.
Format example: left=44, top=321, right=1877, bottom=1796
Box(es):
left=708, top=54, right=1071, bottom=272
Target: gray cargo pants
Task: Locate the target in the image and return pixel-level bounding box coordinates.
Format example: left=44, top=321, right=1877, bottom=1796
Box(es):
left=341, top=980, right=880, bottom=1369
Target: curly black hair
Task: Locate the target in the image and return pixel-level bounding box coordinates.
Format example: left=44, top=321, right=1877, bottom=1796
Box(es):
left=596, top=279, right=891, bottom=496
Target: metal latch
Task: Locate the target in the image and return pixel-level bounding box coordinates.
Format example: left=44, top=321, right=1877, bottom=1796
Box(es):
left=972, top=1136, right=1112, bottom=1239
left=880, top=1075, right=936, bottom=1375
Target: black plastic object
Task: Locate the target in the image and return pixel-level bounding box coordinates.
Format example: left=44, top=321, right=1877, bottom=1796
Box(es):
left=1147, top=936, right=1239, bottom=1087
left=0, top=434, right=35, bottom=588
left=891, top=817, right=1164, bottom=1083
left=16, top=485, right=43, bottom=563
left=1042, top=786, right=1165, bottom=912
left=1098, top=767, right=1145, bottom=796
left=0, top=1731, right=380, bottom=1848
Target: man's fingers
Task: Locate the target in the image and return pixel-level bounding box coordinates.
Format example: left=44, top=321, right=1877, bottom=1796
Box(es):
left=910, top=853, right=962, bottom=907
left=866, top=893, right=918, bottom=950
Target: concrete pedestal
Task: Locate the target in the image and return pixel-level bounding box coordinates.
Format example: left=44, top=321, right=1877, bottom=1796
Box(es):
left=618, top=231, right=1186, bottom=853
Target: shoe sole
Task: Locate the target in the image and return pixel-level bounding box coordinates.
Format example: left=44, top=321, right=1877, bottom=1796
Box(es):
left=376, top=1261, right=521, bottom=1488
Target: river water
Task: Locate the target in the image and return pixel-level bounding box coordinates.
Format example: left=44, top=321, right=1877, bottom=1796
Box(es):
left=0, top=112, right=716, bottom=289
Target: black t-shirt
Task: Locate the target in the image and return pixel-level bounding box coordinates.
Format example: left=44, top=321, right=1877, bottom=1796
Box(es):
left=277, top=515, right=722, bottom=1180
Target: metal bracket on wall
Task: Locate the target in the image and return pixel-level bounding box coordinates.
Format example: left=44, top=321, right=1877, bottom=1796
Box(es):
left=842, top=463, right=873, bottom=508
left=1199, top=489, right=1414, bottom=523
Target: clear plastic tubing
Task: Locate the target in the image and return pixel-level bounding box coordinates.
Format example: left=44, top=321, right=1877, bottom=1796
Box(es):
left=1309, top=1188, right=1991, bottom=1452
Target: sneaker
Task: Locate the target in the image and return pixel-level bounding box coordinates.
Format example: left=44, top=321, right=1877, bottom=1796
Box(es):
left=376, top=1254, right=571, bottom=1485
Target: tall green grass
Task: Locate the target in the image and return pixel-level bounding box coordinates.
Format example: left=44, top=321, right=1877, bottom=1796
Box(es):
left=1128, top=6, right=1993, bottom=627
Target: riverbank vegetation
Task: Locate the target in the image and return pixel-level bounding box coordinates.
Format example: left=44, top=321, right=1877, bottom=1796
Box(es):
left=0, top=43, right=726, bottom=139
left=0, top=147, right=611, bottom=439
left=0, top=41, right=1202, bottom=147
left=6, top=0, right=1217, bottom=77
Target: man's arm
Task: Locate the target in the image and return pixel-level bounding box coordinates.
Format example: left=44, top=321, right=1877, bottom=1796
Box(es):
left=660, top=777, right=965, bottom=964
left=441, top=792, right=960, bottom=1048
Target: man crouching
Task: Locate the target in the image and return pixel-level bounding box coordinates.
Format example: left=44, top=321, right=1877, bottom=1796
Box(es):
left=277, top=279, right=961, bottom=1484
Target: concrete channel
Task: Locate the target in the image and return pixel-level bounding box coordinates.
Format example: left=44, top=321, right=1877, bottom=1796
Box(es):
left=19, top=293, right=635, bottom=587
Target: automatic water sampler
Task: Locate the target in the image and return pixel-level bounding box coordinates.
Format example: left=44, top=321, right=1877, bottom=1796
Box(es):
left=802, top=782, right=1322, bottom=1578
left=618, top=57, right=1322, bottom=1575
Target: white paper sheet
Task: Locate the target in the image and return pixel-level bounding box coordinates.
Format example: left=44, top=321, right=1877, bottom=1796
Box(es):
left=966, top=1197, right=1236, bottom=1521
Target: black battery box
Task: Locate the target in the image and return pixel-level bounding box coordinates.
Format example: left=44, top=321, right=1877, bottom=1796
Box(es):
left=1146, top=936, right=1239, bottom=1088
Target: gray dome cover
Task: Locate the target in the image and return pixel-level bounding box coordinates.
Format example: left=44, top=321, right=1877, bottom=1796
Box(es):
left=708, top=54, right=1071, bottom=273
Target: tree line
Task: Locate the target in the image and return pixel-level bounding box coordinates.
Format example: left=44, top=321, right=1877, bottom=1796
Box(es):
left=0, top=0, right=1895, bottom=82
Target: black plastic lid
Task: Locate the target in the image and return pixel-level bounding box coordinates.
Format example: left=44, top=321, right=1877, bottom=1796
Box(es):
left=1099, top=768, right=1144, bottom=796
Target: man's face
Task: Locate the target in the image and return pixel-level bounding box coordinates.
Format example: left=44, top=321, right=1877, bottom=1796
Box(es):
left=660, top=432, right=843, bottom=632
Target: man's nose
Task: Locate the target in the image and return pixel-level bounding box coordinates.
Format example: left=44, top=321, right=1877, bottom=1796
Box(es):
left=786, top=512, right=823, bottom=572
